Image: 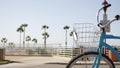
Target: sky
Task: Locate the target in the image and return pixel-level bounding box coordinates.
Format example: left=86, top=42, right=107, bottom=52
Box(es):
left=0, top=0, right=120, bottom=47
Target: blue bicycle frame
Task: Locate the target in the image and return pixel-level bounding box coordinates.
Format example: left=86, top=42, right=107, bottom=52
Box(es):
left=92, top=32, right=120, bottom=68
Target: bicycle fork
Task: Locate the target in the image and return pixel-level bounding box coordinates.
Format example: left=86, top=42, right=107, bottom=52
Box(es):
left=92, top=48, right=102, bottom=68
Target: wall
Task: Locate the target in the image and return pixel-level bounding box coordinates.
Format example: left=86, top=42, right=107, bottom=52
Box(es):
left=0, top=49, right=5, bottom=60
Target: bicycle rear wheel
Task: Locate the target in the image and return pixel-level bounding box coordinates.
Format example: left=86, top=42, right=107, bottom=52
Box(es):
left=66, top=52, right=115, bottom=68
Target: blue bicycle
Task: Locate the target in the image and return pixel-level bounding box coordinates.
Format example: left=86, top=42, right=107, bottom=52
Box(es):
left=66, top=3, right=120, bottom=68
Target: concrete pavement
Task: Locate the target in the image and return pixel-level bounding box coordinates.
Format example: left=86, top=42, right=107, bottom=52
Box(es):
left=0, top=56, right=70, bottom=68
left=0, top=56, right=120, bottom=68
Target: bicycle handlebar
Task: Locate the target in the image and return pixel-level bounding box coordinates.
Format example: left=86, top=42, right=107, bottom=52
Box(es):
left=115, top=15, right=120, bottom=20
left=103, top=4, right=111, bottom=9
left=97, top=3, right=120, bottom=28
left=98, top=15, right=120, bottom=28
left=97, top=4, right=111, bottom=25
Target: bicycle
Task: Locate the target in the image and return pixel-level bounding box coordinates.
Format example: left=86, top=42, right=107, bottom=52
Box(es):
left=66, top=3, right=120, bottom=68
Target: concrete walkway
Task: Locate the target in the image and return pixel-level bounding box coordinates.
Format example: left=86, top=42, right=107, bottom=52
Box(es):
left=0, top=56, right=120, bottom=68
left=0, top=56, right=71, bottom=68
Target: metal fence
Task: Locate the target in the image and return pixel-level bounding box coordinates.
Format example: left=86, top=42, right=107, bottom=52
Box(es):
left=5, top=46, right=73, bottom=57
left=0, top=43, right=56, bottom=56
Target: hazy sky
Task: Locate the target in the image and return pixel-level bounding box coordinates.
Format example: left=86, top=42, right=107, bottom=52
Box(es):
left=0, top=0, right=120, bottom=46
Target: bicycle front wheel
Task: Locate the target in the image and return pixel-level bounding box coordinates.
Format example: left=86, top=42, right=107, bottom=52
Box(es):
left=66, top=52, right=115, bottom=68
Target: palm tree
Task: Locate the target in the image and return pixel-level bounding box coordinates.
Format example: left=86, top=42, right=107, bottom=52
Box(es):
left=63, top=25, right=70, bottom=49
left=70, top=31, right=73, bottom=37
left=26, top=36, right=31, bottom=48
left=42, top=32, right=49, bottom=39
left=8, top=42, right=15, bottom=50
left=1, top=37, right=7, bottom=47
left=42, top=25, right=49, bottom=32
left=42, top=25, right=49, bottom=50
left=17, top=27, right=24, bottom=48
left=21, top=24, right=28, bottom=49
left=32, top=38, right=37, bottom=47
left=42, top=32, right=49, bottom=49
left=70, top=31, right=75, bottom=49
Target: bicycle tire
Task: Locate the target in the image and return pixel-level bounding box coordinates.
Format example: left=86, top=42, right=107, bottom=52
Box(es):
left=66, top=52, right=115, bottom=68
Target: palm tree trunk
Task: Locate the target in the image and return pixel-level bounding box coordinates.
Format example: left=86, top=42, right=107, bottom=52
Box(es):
left=44, top=36, right=46, bottom=50
left=65, top=30, right=67, bottom=49
left=44, top=29, right=46, bottom=50
left=19, top=32, right=21, bottom=49
left=27, top=42, right=29, bottom=49
left=23, top=27, right=25, bottom=49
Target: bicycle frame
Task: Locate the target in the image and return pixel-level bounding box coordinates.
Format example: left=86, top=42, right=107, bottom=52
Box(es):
left=92, top=32, right=120, bottom=68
